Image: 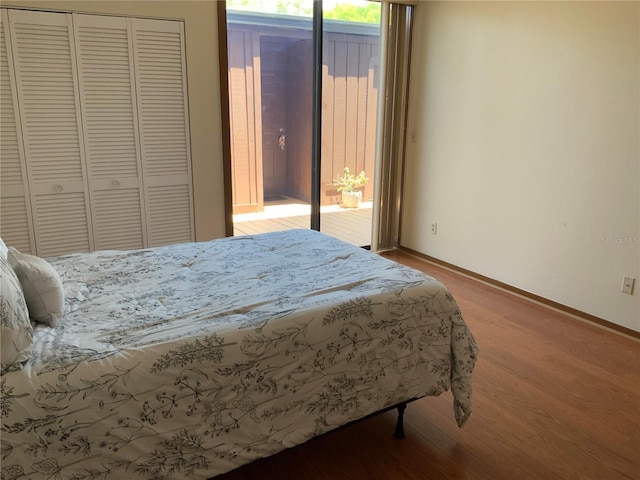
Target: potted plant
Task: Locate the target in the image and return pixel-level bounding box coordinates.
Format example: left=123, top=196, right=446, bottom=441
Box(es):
left=334, top=167, right=369, bottom=208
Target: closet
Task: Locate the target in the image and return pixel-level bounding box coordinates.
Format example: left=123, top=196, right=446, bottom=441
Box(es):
left=0, top=9, right=194, bottom=256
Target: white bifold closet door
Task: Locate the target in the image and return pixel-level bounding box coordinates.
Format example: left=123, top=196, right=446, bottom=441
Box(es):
left=74, top=13, right=146, bottom=251
left=0, top=9, right=194, bottom=256
left=132, top=18, right=194, bottom=248
left=3, top=9, right=90, bottom=256
left=0, top=10, right=35, bottom=254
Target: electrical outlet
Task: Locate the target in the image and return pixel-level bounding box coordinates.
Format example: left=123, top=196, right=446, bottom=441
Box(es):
left=431, top=222, right=437, bottom=235
left=622, top=276, right=635, bottom=295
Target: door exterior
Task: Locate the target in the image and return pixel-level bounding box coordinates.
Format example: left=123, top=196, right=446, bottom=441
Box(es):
left=260, top=36, right=288, bottom=199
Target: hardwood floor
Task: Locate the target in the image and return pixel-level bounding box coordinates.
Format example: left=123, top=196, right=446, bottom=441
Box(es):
left=216, top=251, right=640, bottom=480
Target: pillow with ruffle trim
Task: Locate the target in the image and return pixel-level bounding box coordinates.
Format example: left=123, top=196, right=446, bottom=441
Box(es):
left=0, top=255, right=33, bottom=374
left=8, top=247, right=65, bottom=327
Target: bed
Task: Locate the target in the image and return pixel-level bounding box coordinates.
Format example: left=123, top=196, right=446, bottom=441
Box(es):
left=0, top=229, right=478, bottom=480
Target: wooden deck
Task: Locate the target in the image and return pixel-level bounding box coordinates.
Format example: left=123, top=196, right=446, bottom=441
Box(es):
left=233, top=200, right=373, bottom=246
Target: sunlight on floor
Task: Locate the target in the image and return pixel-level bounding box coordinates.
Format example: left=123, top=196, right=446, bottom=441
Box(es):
left=233, top=197, right=373, bottom=246
left=233, top=199, right=373, bottom=223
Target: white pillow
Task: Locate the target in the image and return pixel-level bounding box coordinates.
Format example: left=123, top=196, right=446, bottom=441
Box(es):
left=0, top=237, right=7, bottom=260
left=0, top=255, right=33, bottom=374
left=8, top=247, right=65, bottom=327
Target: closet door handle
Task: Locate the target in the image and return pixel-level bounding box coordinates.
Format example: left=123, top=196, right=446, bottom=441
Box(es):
left=54, top=184, right=63, bottom=193
left=112, top=180, right=121, bottom=188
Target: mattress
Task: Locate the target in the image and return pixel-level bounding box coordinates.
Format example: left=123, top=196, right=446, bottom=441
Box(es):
left=0, top=229, right=478, bottom=479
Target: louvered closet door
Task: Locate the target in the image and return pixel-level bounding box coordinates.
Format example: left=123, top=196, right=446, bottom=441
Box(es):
left=74, top=14, right=146, bottom=251
left=132, top=18, right=194, bottom=247
left=8, top=9, right=93, bottom=256
left=0, top=10, right=35, bottom=253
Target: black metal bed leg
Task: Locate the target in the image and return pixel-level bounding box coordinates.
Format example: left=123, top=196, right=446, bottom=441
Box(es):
left=393, top=403, right=407, bottom=439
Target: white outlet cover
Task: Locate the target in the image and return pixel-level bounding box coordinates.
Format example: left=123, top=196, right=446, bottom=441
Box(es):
left=622, top=276, right=635, bottom=295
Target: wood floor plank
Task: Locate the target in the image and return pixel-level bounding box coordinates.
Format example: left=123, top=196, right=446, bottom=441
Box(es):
left=215, top=250, right=640, bottom=480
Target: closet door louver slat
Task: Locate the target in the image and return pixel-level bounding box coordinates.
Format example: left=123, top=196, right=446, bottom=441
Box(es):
left=0, top=10, right=35, bottom=253
left=0, top=18, right=21, bottom=188
left=133, top=18, right=194, bottom=247
left=92, top=188, right=143, bottom=250
left=147, top=184, right=192, bottom=246
left=8, top=9, right=92, bottom=256
left=74, top=14, right=146, bottom=251
left=34, top=192, right=90, bottom=256
left=0, top=197, right=31, bottom=251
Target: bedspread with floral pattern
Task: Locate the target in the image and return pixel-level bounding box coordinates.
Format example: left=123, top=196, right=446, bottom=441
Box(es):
left=1, top=229, right=477, bottom=479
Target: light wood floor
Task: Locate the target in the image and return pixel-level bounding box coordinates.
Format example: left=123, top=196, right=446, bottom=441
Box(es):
left=216, top=250, right=640, bottom=480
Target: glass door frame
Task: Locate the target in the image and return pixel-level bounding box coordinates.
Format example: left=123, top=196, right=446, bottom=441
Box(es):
left=310, top=0, right=322, bottom=231
left=218, top=1, right=413, bottom=250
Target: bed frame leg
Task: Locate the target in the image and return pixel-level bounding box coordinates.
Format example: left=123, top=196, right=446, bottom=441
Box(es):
left=393, top=403, right=407, bottom=439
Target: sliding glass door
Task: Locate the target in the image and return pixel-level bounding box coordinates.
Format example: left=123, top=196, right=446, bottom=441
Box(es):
left=224, top=1, right=404, bottom=249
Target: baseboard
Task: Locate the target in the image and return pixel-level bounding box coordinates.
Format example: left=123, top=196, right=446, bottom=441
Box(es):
left=396, top=246, right=640, bottom=340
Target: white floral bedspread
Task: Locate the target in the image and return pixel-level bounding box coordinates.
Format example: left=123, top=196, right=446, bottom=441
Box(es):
left=1, top=229, right=478, bottom=479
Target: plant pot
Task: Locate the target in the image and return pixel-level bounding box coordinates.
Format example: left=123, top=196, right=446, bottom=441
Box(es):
left=341, top=190, right=362, bottom=208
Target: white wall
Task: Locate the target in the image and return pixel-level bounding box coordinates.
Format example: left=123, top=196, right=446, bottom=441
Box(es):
left=402, top=1, right=639, bottom=331
left=7, top=1, right=227, bottom=242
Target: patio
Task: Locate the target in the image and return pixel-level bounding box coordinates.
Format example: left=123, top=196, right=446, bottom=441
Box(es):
left=233, top=198, right=373, bottom=247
